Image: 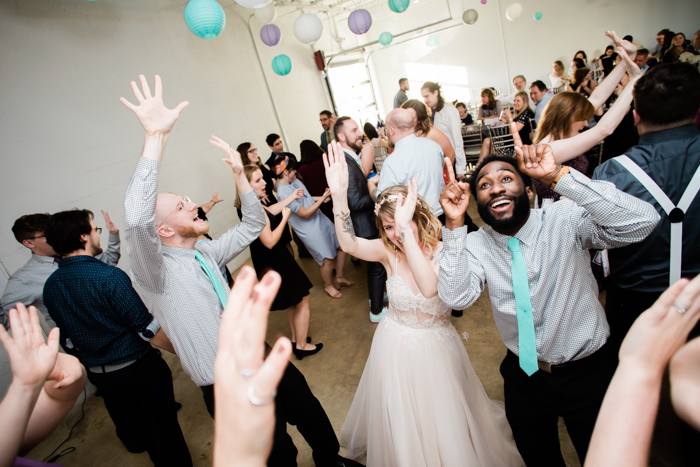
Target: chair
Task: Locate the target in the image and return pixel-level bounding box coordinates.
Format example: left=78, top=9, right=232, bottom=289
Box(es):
left=488, top=124, right=515, bottom=156
left=462, top=124, right=483, bottom=167
left=374, top=145, right=389, bottom=173
left=552, top=86, right=566, bottom=94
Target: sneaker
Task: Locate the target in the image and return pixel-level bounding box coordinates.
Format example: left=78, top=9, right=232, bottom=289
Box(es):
left=369, top=307, right=388, bottom=323
left=369, top=294, right=390, bottom=307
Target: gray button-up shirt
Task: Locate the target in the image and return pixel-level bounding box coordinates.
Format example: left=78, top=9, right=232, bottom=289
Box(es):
left=438, top=169, right=659, bottom=364
left=1, top=234, right=121, bottom=330
left=124, top=158, right=266, bottom=386
left=533, top=92, right=553, bottom=124
left=377, top=134, right=445, bottom=216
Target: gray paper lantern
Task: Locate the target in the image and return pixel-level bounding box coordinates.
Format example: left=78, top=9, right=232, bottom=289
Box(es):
left=462, top=9, right=478, bottom=25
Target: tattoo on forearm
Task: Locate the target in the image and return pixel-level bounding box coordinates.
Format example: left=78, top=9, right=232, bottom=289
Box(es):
left=400, top=232, right=406, bottom=243
left=336, top=211, right=356, bottom=242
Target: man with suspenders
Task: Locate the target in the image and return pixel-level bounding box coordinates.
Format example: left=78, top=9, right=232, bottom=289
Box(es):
left=593, top=62, right=700, bottom=466
left=593, top=63, right=700, bottom=347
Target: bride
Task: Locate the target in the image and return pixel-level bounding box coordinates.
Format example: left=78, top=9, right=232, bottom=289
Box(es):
left=324, top=141, right=524, bottom=466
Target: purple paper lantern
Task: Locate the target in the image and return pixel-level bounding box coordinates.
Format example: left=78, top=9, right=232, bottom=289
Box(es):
left=348, top=9, right=372, bottom=35
left=260, top=24, right=281, bottom=46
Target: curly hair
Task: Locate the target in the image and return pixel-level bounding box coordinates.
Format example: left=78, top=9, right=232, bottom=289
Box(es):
left=374, top=185, right=442, bottom=256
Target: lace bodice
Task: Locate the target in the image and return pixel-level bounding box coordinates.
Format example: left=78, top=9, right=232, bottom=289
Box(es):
left=386, top=251, right=451, bottom=331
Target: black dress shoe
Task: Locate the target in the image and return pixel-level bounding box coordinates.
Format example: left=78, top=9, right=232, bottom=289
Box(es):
left=174, top=402, right=182, bottom=412
left=451, top=309, right=464, bottom=317
left=291, top=336, right=312, bottom=346
left=334, top=456, right=365, bottom=467
left=293, top=343, right=323, bottom=360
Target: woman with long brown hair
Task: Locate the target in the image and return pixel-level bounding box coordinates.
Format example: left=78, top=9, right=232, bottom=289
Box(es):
left=237, top=142, right=276, bottom=201
left=324, top=141, right=524, bottom=466
left=476, top=88, right=502, bottom=121
left=663, top=32, right=687, bottom=63
left=529, top=32, right=643, bottom=205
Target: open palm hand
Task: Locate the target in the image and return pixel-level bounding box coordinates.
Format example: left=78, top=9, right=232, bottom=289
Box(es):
left=120, top=75, right=188, bottom=136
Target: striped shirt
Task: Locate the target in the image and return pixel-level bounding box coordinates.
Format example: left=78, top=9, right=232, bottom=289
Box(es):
left=438, top=169, right=659, bottom=364
left=124, top=158, right=266, bottom=386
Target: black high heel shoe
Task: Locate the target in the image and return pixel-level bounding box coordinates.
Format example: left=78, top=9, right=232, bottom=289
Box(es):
left=291, top=336, right=312, bottom=347
left=293, top=343, right=323, bottom=360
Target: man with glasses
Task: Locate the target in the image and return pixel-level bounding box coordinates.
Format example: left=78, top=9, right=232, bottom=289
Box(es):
left=1, top=211, right=120, bottom=332
left=42, top=209, right=191, bottom=466
left=319, top=110, right=336, bottom=153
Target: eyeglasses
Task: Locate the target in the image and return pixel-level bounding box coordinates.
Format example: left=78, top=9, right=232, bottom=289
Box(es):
left=94, top=227, right=103, bottom=234
left=27, top=235, right=45, bottom=240
left=248, top=148, right=258, bottom=153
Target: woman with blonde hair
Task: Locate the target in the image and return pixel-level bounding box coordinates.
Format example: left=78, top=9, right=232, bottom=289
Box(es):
left=234, top=165, right=322, bottom=359
left=401, top=99, right=455, bottom=166
left=501, top=91, right=536, bottom=145
left=550, top=60, right=569, bottom=89
left=324, top=140, right=524, bottom=466
left=527, top=31, right=644, bottom=205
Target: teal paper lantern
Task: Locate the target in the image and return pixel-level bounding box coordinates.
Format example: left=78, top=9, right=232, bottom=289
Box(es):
left=388, top=0, right=409, bottom=13
left=426, top=36, right=438, bottom=48
left=272, top=54, right=292, bottom=76
left=184, top=0, right=226, bottom=40
left=533, top=11, right=543, bottom=20
left=379, top=32, right=393, bottom=46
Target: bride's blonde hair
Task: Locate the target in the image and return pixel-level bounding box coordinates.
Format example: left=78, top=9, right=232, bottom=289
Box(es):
left=375, top=185, right=442, bottom=254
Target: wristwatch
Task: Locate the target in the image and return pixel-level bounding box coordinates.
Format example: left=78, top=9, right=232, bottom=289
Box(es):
left=549, top=166, right=570, bottom=189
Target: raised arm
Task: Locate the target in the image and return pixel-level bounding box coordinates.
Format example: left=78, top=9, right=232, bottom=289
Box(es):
left=527, top=46, right=642, bottom=165
left=325, top=141, right=388, bottom=263
left=437, top=162, right=486, bottom=309
left=585, top=275, right=700, bottom=467
left=205, top=136, right=266, bottom=268
left=259, top=208, right=291, bottom=249
left=515, top=142, right=659, bottom=249
left=95, top=210, right=121, bottom=266
left=200, top=192, right=223, bottom=215
left=394, top=179, right=439, bottom=298
left=122, top=75, right=188, bottom=294
left=588, top=31, right=637, bottom=110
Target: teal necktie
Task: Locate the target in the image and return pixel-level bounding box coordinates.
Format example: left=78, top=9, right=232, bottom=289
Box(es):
left=507, top=237, right=539, bottom=376
left=195, top=250, right=228, bottom=309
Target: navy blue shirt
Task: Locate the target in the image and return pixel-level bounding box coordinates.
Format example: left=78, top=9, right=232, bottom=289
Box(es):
left=593, top=124, right=700, bottom=292
left=43, top=256, right=154, bottom=367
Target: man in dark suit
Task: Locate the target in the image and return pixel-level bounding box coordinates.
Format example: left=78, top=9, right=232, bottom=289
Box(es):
left=319, top=110, right=336, bottom=153
left=334, top=117, right=388, bottom=322
left=265, top=133, right=297, bottom=167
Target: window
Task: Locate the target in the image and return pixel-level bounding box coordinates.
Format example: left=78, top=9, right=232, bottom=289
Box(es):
left=404, top=62, right=471, bottom=105
left=328, top=61, right=379, bottom=127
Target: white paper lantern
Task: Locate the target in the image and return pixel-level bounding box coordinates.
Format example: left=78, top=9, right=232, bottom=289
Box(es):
left=293, top=13, right=323, bottom=45
left=233, top=0, right=272, bottom=9
left=505, top=3, right=523, bottom=21
left=462, top=9, right=478, bottom=25
left=254, top=3, right=277, bottom=24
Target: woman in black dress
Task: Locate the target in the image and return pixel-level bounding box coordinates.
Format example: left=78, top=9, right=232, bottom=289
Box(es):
left=501, top=91, right=535, bottom=144
left=235, top=165, right=322, bottom=360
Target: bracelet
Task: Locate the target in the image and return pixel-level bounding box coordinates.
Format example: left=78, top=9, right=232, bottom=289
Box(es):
left=549, top=166, right=570, bottom=189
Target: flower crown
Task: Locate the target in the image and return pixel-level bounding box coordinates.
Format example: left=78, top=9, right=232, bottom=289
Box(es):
left=374, top=194, right=420, bottom=216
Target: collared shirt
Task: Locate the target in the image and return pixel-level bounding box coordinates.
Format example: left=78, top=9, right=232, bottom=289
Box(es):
left=533, top=92, right=553, bottom=124
left=342, top=147, right=362, bottom=169
left=433, top=104, right=467, bottom=175
left=43, top=256, right=157, bottom=367
left=1, top=234, right=121, bottom=330
left=438, top=169, right=659, bottom=364
left=124, top=158, right=266, bottom=386
left=592, top=124, right=700, bottom=292
left=377, top=134, right=445, bottom=216
left=394, top=89, right=408, bottom=109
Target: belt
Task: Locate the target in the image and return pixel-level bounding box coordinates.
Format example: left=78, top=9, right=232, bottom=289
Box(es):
left=89, top=359, right=138, bottom=374
left=508, top=342, right=611, bottom=375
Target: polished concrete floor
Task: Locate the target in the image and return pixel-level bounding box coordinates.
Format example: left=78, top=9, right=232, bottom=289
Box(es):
left=24, top=200, right=681, bottom=466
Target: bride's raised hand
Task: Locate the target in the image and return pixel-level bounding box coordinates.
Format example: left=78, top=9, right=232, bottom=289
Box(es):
left=394, top=178, right=418, bottom=233
left=323, top=141, right=349, bottom=197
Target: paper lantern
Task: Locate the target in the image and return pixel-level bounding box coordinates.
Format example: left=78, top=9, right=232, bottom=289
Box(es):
left=348, top=9, right=372, bottom=35
left=505, top=3, right=523, bottom=21
left=184, top=0, right=226, bottom=40
left=233, top=0, right=272, bottom=8
left=293, top=13, right=323, bottom=45
left=426, top=36, right=438, bottom=48
left=533, top=11, right=543, bottom=20
left=272, top=55, right=292, bottom=76
left=462, top=9, right=478, bottom=25
left=255, top=4, right=277, bottom=24
left=260, top=24, right=281, bottom=46
left=480, top=0, right=486, bottom=4
left=388, top=0, right=409, bottom=14
left=379, top=32, right=393, bottom=46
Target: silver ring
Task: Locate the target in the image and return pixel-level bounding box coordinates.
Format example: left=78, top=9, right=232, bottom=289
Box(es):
left=674, top=302, right=688, bottom=314
left=247, top=384, right=276, bottom=406
left=239, top=369, right=257, bottom=379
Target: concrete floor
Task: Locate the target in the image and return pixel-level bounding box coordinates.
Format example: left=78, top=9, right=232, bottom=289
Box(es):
left=24, top=199, right=681, bottom=466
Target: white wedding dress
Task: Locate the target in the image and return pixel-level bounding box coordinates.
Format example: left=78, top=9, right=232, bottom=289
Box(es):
left=340, top=249, right=524, bottom=467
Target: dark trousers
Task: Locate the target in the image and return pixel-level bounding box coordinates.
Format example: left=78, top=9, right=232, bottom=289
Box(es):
left=606, top=284, right=700, bottom=466
left=500, top=344, right=617, bottom=466
left=201, top=361, right=339, bottom=467
left=364, top=234, right=387, bottom=315
left=87, top=347, right=192, bottom=467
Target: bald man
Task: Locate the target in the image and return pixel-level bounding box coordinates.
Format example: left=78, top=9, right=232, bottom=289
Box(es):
left=122, top=76, right=361, bottom=467
left=376, top=109, right=446, bottom=217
